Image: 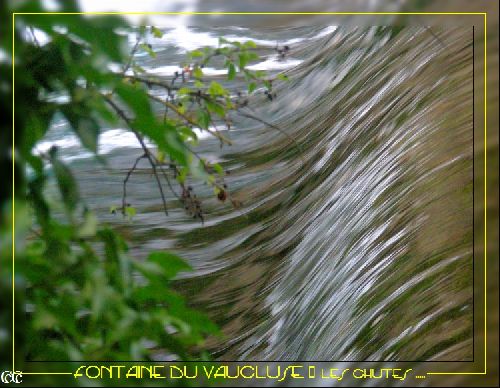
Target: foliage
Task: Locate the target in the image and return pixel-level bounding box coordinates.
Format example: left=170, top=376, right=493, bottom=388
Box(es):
left=0, top=0, right=292, bottom=374
left=116, top=27, right=292, bottom=220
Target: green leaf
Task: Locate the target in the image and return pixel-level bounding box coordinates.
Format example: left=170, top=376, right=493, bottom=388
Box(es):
left=115, top=83, right=187, bottom=165
left=140, top=43, right=156, bottom=58
left=213, top=163, right=224, bottom=175
left=88, top=94, right=117, bottom=125
left=227, top=63, right=236, bottom=81
left=247, top=82, right=257, bottom=94
left=189, top=49, right=204, bottom=58
left=165, top=131, right=188, bottom=166
left=74, top=117, right=100, bottom=153
left=244, top=40, right=257, bottom=49
left=192, top=67, right=203, bottom=79
left=218, top=37, right=229, bottom=46
left=115, top=82, right=155, bottom=122
left=176, top=166, right=188, bottom=184
left=77, top=210, right=98, bottom=238
left=177, top=87, right=191, bottom=96
left=147, top=251, right=192, bottom=279
left=156, top=149, right=166, bottom=164
left=151, top=26, right=163, bottom=38
left=134, top=285, right=183, bottom=303
left=178, top=126, right=197, bottom=143
left=254, top=70, right=267, bottom=78
left=208, top=81, right=227, bottom=97
left=49, top=149, right=80, bottom=213
left=132, top=64, right=145, bottom=74
left=206, top=100, right=225, bottom=117
left=61, top=105, right=100, bottom=153
left=31, top=15, right=127, bottom=62
left=115, top=83, right=154, bottom=124
left=245, top=51, right=260, bottom=61
left=238, top=52, right=248, bottom=69
left=207, top=175, right=216, bottom=184
left=23, top=103, right=55, bottom=155
left=277, top=73, right=289, bottom=81
left=125, top=206, right=136, bottom=220
left=197, top=110, right=210, bottom=129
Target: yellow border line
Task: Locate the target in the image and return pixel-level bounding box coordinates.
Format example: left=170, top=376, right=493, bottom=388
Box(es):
left=428, top=11, right=488, bottom=374
left=11, top=11, right=488, bottom=378
left=19, top=373, right=73, bottom=375
left=12, top=11, right=16, bottom=375
left=484, top=10, right=488, bottom=375
left=12, top=12, right=488, bottom=15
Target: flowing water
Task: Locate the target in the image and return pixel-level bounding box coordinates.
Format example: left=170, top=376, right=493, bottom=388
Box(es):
left=39, top=26, right=474, bottom=364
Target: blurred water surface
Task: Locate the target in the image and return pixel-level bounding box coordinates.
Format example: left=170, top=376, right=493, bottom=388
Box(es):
left=40, top=26, right=474, bottom=363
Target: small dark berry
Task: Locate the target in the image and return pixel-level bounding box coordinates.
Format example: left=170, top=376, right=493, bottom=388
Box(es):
left=217, top=190, right=227, bottom=202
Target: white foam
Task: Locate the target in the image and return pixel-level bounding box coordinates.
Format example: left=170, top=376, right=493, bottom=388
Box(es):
left=34, top=136, right=81, bottom=154
left=247, top=57, right=302, bottom=71
left=146, top=25, right=337, bottom=53
left=34, top=126, right=216, bottom=163
left=151, top=25, right=220, bottom=52
left=145, top=65, right=226, bottom=76
left=145, top=57, right=301, bottom=77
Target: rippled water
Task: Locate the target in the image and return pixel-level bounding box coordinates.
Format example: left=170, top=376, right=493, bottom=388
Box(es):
left=41, top=26, right=474, bottom=363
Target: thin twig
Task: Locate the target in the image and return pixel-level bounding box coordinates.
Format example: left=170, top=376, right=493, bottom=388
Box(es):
left=122, top=153, right=146, bottom=215
left=123, top=35, right=142, bottom=75
left=236, top=107, right=305, bottom=166
left=202, top=104, right=224, bottom=148
left=104, top=95, right=169, bottom=216
left=147, top=93, right=233, bottom=145
left=149, top=154, right=182, bottom=202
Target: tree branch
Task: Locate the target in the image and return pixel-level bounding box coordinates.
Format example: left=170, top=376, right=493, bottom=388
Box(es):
left=147, top=93, right=233, bottom=145
left=103, top=95, right=169, bottom=216
left=122, top=153, right=146, bottom=216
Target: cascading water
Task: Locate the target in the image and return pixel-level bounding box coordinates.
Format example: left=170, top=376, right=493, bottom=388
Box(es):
left=40, top=26, right=474, bottom=365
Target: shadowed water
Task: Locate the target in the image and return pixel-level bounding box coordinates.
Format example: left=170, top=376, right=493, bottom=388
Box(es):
left=41, top=26, right=474, bottom=364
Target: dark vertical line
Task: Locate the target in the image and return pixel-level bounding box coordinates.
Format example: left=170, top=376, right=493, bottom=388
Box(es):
left=472, top=24, right=475, bottom=363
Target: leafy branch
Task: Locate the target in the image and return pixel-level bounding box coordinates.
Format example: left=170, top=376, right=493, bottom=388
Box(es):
left=103, top=95, right=170, bottom=217
left=103, top=27, right=296, bottom=223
